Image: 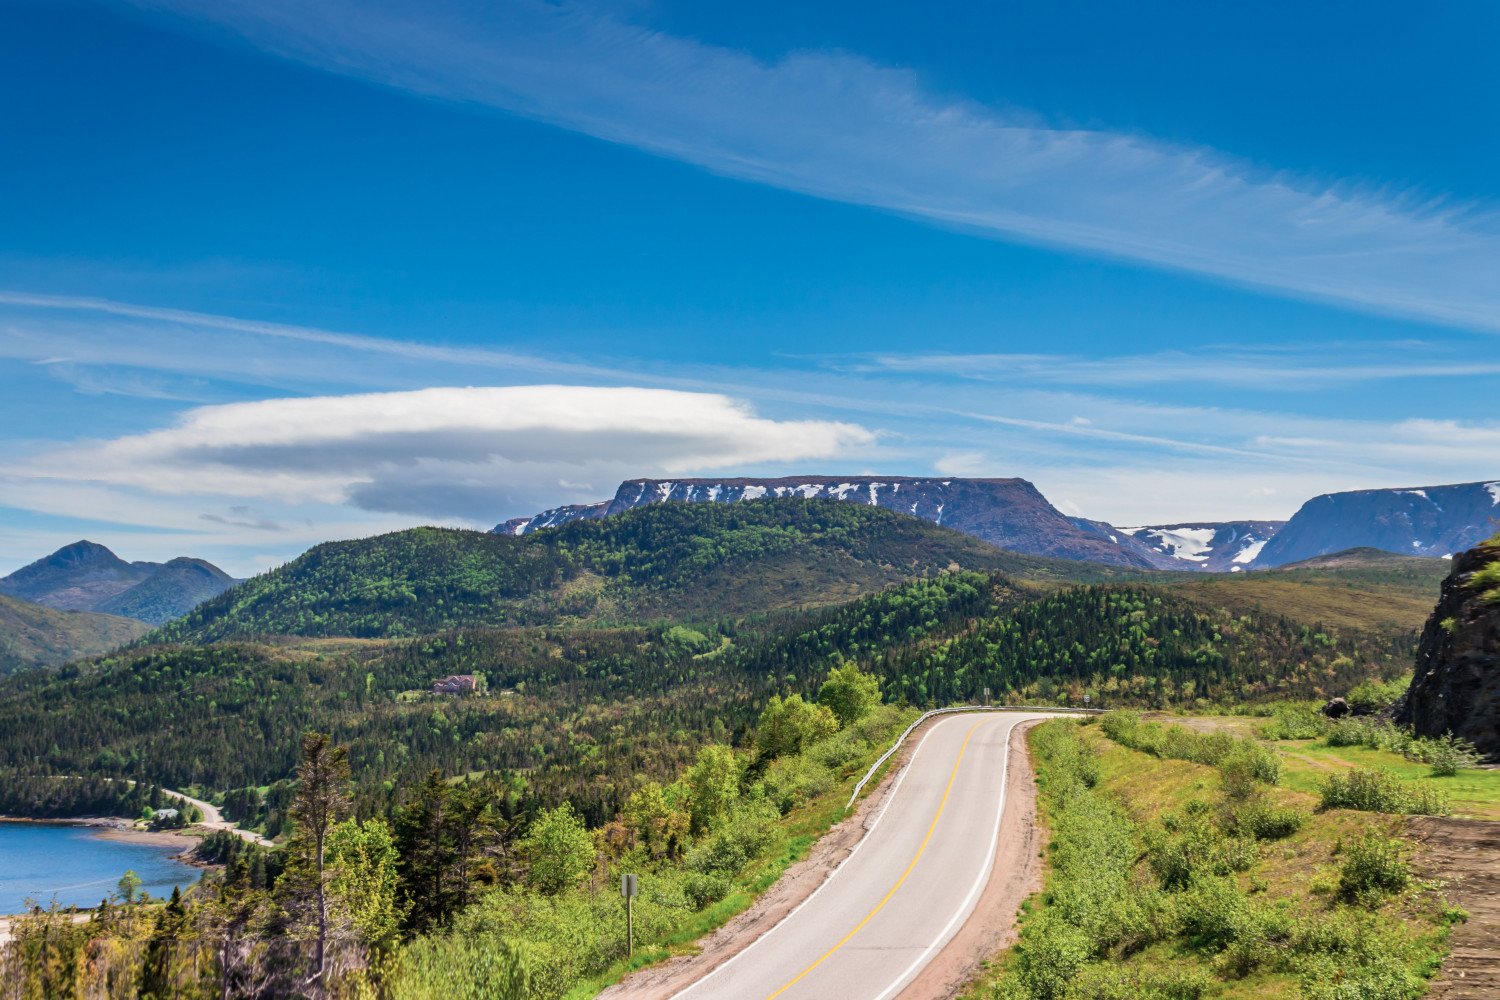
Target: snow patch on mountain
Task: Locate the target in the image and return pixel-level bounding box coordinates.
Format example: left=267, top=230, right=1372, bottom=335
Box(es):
left=1118, top=521, right=1287, bottom=572
left=1122, top=526, right=1217, bottom=562
left=1233, top=539, right=1268, bottom=565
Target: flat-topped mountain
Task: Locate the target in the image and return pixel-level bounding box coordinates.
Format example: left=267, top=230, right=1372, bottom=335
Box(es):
left=0, top=541, right=238, bottom=625
left=1254, top=480, right=1500, bottom=568
left=498, top=476, right=1161, bottom=568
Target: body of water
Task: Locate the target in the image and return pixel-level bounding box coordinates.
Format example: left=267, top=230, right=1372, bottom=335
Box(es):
left=0, top=821, right=200, bottom=913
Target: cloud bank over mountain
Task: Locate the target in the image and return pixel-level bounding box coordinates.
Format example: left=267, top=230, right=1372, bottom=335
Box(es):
left=20, top=386, right=875, bottom=521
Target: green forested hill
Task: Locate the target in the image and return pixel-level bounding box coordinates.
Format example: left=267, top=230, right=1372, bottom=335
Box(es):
left=146, top=499, right=1065, bottom=642
left=0, top=592, right=148, bottom=672
left=0, top=567, right=1415, bottom=831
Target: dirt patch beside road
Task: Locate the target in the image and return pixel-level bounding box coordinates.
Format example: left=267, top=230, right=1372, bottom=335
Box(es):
left=1410, top=816, right=1500, bottom=999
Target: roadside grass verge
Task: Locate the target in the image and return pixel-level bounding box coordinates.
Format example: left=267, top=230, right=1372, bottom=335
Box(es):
left=1275, top=741, right=1500, bottom=821
left=965, top=719, right=1455, bottom=1000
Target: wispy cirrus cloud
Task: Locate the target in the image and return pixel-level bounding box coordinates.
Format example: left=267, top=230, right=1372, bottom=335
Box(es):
left=845, top=341, right=1500, bottom=390
left=119, top=0, right=1500, bottom=333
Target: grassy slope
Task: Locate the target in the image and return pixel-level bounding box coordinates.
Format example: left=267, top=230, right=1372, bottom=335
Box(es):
left=0, top=593, right=147, bottom=672
left=1274, top=741, right=1500, bottom=821
left=966, top=720, right=1456, bottom=999
left=1164, top=559, right=1450, bottom=634
left=1085, top=727, right=1444, bottom=999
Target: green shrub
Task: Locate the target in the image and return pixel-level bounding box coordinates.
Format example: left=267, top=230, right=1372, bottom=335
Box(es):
left=1298, top=954, right=1426, bottom=1000
left=759, top=753, right=835, bottom=813
left=1346, top=677, right=1408, bottom=715
left=1411, top=732, right=1481, bottom=776
left=1147, top=815, right=1258, bottom=890
left=1260, top=705, right=1327, bottom=740
left=1319, top=768, right=1449, bottom=815
left=1059, top=964, right=1213, bottom=1000
left=1226, top=799, right=1307, bottom=840
left=1338, top=833, right=1412, bottom=902
left=1101, top=712, right=1279, bottom=786
left=1173, top=876, right=1252, bottom=950
left=682, top=871, right=730, bottom=909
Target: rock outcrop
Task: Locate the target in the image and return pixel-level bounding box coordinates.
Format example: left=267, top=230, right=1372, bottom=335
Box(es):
left=1395, top=538, right=1500, bottom=759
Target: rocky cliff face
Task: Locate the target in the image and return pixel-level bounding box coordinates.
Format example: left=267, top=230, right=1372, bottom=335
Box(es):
left=1254, top=481, right=1500, bottom=568
left=497, top=476, right=1163, bottom=568
left=1395, top=539, right=1500, bottom=759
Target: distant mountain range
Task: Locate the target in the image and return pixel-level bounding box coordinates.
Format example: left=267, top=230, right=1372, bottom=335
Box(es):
left=0, top=540, right=238, bottom=626
left=495, top=476, right=1500, bottom=572
left=1257, top=481, right=1500, bottom=566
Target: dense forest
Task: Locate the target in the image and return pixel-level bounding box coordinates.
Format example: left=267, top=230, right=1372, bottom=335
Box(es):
left=0, top=572, right=1414, bottom=834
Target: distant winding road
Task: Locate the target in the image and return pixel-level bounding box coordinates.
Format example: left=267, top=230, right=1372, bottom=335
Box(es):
left=160, top=787, right=272, bottom=847
left=663, top=711, right=1059, bottom=1000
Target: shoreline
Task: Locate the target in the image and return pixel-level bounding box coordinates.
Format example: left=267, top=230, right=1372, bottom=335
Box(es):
left=0, top=815, right=206, bottom=859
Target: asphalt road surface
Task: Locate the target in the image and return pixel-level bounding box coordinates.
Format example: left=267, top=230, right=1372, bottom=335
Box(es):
left=667, top=711, right=1056, bottom=1000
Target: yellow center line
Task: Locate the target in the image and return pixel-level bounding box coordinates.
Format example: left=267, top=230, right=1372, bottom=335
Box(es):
left=764, top=720, right=981, bottom=1000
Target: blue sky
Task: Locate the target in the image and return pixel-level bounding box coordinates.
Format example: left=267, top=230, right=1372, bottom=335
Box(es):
left=2, top=0, right=1498, bottom=576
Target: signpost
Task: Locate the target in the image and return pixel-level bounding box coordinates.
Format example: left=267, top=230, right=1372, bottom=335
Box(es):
left=621, top=874, right=638, bottom=958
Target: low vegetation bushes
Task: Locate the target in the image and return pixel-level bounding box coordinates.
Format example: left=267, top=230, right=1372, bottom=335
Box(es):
left=1258, top=699, right=1480, bottom=780
left=1320, top=768, right=1450, bottom=816
left=1325, top=717, right=1481, bottom=777
left=1099, top=711, right=1280, bottom=785
left=1338, top=833, right=1412, bottom=903
left=1259, top=703, right=1328, bottom=740
left=982, top=720, right=1444, bottom=1000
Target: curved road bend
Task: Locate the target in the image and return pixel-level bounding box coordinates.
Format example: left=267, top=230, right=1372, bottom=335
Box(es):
left=668, top=711, right=1058, bottom=1000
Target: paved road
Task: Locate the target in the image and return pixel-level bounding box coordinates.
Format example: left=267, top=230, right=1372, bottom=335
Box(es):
left=668, top=711, right=1055, bottom=1000
left=160, top=787, right=272, bottom=847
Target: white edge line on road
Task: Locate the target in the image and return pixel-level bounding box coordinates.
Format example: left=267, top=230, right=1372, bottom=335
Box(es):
left=868, top=714, right=1031, bottom=1000
left=664, top=715, right=959, bottom=1000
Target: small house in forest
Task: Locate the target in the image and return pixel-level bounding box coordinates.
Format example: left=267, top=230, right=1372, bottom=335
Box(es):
left=431, top=674, right=477, bottom=695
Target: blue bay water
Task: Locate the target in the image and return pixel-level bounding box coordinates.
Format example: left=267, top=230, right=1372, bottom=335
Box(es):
left=0, top=821, right=200, bottom=913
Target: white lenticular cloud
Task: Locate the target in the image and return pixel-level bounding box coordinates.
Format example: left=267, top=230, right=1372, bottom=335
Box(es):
left=22, top=385, right=876, bottom=518
left=124, top=0, right=1500, bottom=333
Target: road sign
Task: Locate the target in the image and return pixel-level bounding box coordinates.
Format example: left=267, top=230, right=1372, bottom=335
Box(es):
left=621, top=873, right=638, bottom=957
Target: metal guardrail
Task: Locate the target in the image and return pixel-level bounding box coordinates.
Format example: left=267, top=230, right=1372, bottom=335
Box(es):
left=844, top=705, right=1102, bottom=810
